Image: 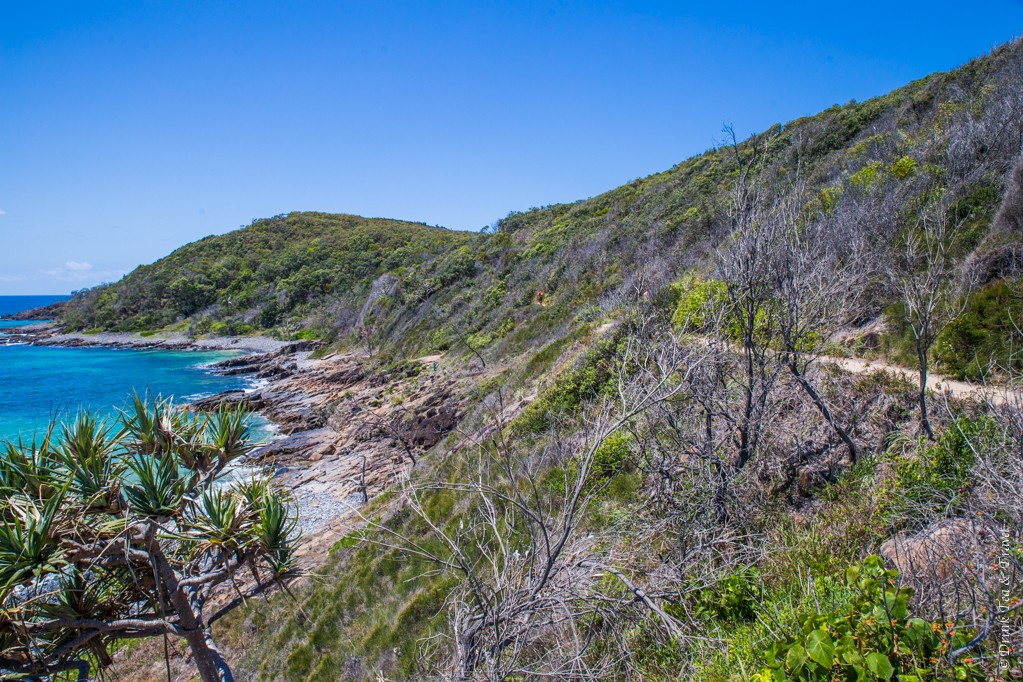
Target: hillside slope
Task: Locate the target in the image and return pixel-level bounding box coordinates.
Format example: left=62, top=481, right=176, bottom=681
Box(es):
left=57, top=213, right=471, bottom=334
left=50, top=40, right=1023, bottom=380
left=367, top=36, right=1023, bottom=377
left=218, top=39, right=1023, bottom=682
left=29, top=38, right=1023, bottom=682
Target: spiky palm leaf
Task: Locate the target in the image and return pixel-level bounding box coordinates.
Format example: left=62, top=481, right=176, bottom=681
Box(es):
left=0, top=398, right=301, bottom=680
left=123, top=453, right=186, bottom=517
left=0, top=428, right=66, bottom=500
left=57, top=411, right=124, bottom=509
left=0, top=492, right=67, bottom=589
left=231, top=475, right=275, bottom=513
left=203, top=403, right=255, bottom=467
left=186, top=487, right=250, bottom=554
left=119, top=394, right=203, bottom=463
left=252, top=487, right=300, bottom=576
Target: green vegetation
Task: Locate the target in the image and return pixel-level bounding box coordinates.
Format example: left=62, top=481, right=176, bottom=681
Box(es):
left=881, top=416, right=995, bottom=524
left=0, top=401, right=298, bottom=682
left=936, top=277, right=1023, bottom=379
left=514, top=330, right=628, bottom=434
left=32, top=39, right=1021, bottom=377
left=18, top=36, right=1023, bottom=682
left=58, top=213, right=470, bottom=335
left=754, top=557, right=983, bottom=682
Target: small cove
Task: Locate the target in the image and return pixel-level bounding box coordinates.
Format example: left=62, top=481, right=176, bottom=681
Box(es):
left=0, top=297, right=270, bottom=444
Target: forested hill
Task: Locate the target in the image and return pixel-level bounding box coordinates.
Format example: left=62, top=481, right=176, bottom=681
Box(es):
left=50, top=39, right=1023, bottom=376
left=56, top=213, right=470, bottom=334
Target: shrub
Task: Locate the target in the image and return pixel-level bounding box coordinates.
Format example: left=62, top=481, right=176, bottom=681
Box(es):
left=850, top=160, right=884, bottom=189
left=892, top=155, right=918, bottom=180
left=882, top=416, right=994, bottom=524
left=591, top=432, right=633, bottom=479
left=294, top=328, right=322, bottom=340
left=691, top=566, right=762, bottom=623
left=935, top=278, right=1023, bottom=380
left=753, top=556, right=984, bottom=682
left=671, top=276, right=727, bottom=332
left=514, top=333, right=626, bottom=434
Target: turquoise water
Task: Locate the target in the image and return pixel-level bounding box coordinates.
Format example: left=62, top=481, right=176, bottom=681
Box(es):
left=0, top=296, right=261, bottom=444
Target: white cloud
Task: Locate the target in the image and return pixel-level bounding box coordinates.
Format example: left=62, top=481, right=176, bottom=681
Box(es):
left=0, top=209, right=7, bottom=216
left=41, top=264, right=124, bottom=283
left=0, top=274, right=25, bottom=283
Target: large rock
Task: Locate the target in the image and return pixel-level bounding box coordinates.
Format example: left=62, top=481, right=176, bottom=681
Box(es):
left=880, top=517, right=1001, bottom=582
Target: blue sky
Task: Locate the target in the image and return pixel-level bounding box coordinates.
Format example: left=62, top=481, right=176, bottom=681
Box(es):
left=2, top=1, right=1022, bottom=295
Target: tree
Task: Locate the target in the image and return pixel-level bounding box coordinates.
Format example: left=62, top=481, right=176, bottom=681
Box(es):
left=770, top=164, right=868, bottom=463
left=367, top=330, right=722, bottom=680
left=887, top=193, right=970, bottom=439
left=715, top=126, right=786, bottom=473
left=0, top=398, right=299, bottom=682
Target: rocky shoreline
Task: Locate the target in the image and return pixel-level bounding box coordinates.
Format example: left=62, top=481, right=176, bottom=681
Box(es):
left=0, top=323, right=295, bottom=354
left=3, top=322, right=467, bottom=545
left=196, top=345, right=464, bottom=542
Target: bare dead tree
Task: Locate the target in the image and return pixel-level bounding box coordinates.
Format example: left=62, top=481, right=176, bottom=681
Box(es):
left=715, top=127, right=786, bottom=473
left=349, top=453, right=368, bottom=504
left=882, top=380, right=1023, bottom=673
left=358, top=324, right=378, bottom=358
left=362, top=331, right=730, bottom=680
left=886, top=192, right=972, bottom=439
left=459, top=332, right=488, bottom=371
left=771, top=169, right=871, bottom=463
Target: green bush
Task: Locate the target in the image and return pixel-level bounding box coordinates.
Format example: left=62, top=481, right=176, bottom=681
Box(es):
left=936, top=278, right=1023, bottom=380
left=671, top=276, right=727, bottom=332
left=892, top=155, right=918, bottom=180
left=850, top=160, right=884, bottom=189
left=882, top=417, right=993, bottom=523
left=514, top=332, right=627, bottom=434
left=592, top=432, right=633, bottom=479
left=690, top=566, right=762, bottom=624
left=753, top=556, right=984, bottom=682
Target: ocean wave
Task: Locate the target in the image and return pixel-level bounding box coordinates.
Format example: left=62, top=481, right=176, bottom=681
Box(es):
left=244, top=378, right=269, bottom=393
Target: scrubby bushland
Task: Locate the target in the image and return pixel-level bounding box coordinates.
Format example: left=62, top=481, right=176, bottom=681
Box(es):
left=212, top=40, right=1023, bottom=680
left=222, top=303, right=1022, bottom=680
left=21, top=37, right=1023, bottom=682
left=37, top=38, right=1023, bottom=379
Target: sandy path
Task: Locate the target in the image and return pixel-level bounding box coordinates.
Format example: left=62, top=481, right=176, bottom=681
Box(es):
left=829, top=356, right=1021, bottom=406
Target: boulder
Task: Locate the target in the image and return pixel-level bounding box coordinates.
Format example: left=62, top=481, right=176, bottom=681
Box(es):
left=880, top=517, right=1001, bottom=582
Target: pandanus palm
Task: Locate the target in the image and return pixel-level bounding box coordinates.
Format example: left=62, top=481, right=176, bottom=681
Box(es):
left=0, top=396, right=299, bottom=682
left=58, top=411, right=123, bottom=511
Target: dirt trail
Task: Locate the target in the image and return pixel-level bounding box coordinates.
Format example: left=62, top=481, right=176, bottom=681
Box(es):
left=829, top=356, right=1021, bottom=406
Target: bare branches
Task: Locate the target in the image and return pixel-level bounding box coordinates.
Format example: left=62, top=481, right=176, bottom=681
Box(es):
left=363, top=329, right=736, bottom=679
left=886, top=192, right=972, bottom=439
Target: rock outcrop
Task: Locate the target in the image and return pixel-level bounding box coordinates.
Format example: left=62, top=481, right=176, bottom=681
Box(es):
left=193, top=348, right=469, bottom=537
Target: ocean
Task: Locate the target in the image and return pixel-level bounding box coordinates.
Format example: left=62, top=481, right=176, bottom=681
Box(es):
left=0, top=295, right=262, bottom=443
